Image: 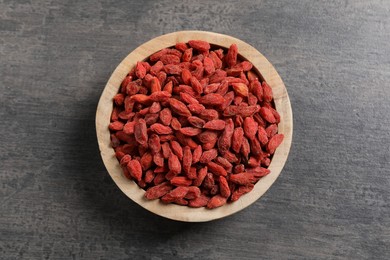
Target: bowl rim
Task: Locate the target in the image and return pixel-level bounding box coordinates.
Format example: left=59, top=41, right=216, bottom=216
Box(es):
left=95, top=30, right=293, bottom=222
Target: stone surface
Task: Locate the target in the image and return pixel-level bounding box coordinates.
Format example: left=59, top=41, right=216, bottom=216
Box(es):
left=1, top=0, right=389, bottom=259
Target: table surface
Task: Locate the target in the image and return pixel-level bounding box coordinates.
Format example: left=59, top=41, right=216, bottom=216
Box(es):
left=1, top=0, right=389, bottom=259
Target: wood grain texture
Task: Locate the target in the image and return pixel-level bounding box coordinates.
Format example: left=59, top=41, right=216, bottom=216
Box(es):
left=1, top=0, right=389, bottom=259
left=96, top=31, right=293, bottom=222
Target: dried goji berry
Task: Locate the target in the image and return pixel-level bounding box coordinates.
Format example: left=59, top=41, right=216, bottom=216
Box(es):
left=150, top=123, right=173, bottom=134
left=202, top=138, right=217, bottom=151
left=147, top=77, right=160, bottom=93
left=168, top=153, right=181, bottom=175
left=198, top=130, right=219, bottom=144
left=187, top=116, right=206, bottom=128
left=150, top=49, right=168, bottom=62
left=135, top=62, right=146, bottom=79
left=230, top=184, right=254, bottom=202
left=140, top=152, right=153, bottom=171
left=188, top=194, right=209, bottom=208
left=163, top=81, right=173, bottom=94
left=217, top=119, right=234, bottom=154
left=206, top=195, right=227, bottom=209
left=170, top=140, right=183, bottom=160
left=126, top=159, right=143, bottom=181
left=188, top=40, right=210, bottom=52
left=149, top=91, right=171, bottom=102
left=203, top=119, right=226, bottom=130
left=262, top=81, right=273, bottom=102
left=209, top=51, right=222, bottom=69
left=164, top=64, right=182, bottom=75
left=145, top=182, right=173, bottom=200
left=159, top=108, right=172, bottom=126
left=180, top=92, right=199, bottom=104
left=219, top=176, right=231, bottom=198
left=207, top=162, right=227, bottom=176
left=160, top=54, right=181, bottom=65
left=204, top=83, right=220, bottom=94
left=209, top=69, right=227, bottom=84
left=148, top=134, right=161, bottom=154
left=230, top=173, right=258, bottom=185
left=243, top=117, right=258, bottom=140
left=203, top=56, right=215, bottom=75
left=179, top=127, right=202, bottom=136
left=193, top=166, right=207, bottom=187
left=266, top=134, right=284, bottom=154
left=199, top=109, right=219, bottom=121
left=190, top=76, right=203, bottom=94
left=259, top=107, right=276, bottom=123
left=232, top=83, right=249, bottom=97
left=187, top=167, right=197, bottom=180
left=226, top=44, right=238, bottom=68
left=199, top=149, right=218, bottom=164
left=192, top=145, right=202, bottom=164
left=216, top=156, right=233, bottom=173
left=232, top=127, right=244, bottom=153
left=153, top=151, right=164, bottom=167
left=184, top=186, right=201, bottom=199
left=161, top=142, right=172, bottom=158
left=182, top=48, right=193, bottom=62
left=175, top=42, right=188, bottom=52
left=199, top=93, right=225, bottom=106
left=170, top=117, right=181, bottom=130
left=169, top=98, right=192, bottom=117
left=257, top=126, right=269, bottom=146
left=182, top=146, right=192, bottom=176
left=111, top=41, right=283, bottom=208
left=109, top=121, right=124, bottom=131
left=134, top=119, right=148, bottom=146
left=170, top=176, right=192, bottom=186
left=150, top=61, right=164, bottom=75
left=187, top=103, right=206, bottom=114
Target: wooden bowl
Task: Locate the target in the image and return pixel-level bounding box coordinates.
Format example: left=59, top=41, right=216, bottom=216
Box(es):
left=96, top=31, right=293, bottom=222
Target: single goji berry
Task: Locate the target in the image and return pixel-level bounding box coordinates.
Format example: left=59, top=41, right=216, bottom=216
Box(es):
left=159, top=108, right=172, bottom=126
left=126, top=159, right=143, bottom=181
left=188, top=194, right=210, bottom=208
left=187, top=116, right=206, bottom=128
left=169, top=98, right=192, bottom=117
left=170, top=176, right=192, bottom=186
left=207, top=162, right=227, bottom=176
left=135, top=62, right=146, bottom=79
left=199, top=149, right=218, bottom=164
left=188, top=40, right=210, bottom=52
left=150, top=123, right=173, bottom=135
left=182, top=146, right=192, bottom=175
left=226, top=44, right=238, bottom=68
left=203, top=119, right=226, bottom=130
left=206, top=195, right=227, bottom=209
left=266, top=134, right=284, bottom=154
left=145, top=182, right=173, bottom=200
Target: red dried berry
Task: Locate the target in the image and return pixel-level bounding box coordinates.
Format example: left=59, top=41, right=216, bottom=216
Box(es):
left=203, top=119, right=226, bottom=130
left=266, top=134, right=284, bottom=154
left=111, top=41, right=283, bottom=208
left=126, top=159, right=143, bottom=182
left=145, top=182, right=173, bottom=200
left=188, top=40, right=210, bottom=52
left=207, top=195, right=227, bottom=209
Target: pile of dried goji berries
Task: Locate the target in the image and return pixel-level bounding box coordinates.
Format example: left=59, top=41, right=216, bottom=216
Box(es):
left=109, top=40, right=284, bottom=209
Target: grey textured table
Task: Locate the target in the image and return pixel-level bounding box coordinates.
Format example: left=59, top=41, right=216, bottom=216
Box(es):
left=1, top=1, right=389, bottom=259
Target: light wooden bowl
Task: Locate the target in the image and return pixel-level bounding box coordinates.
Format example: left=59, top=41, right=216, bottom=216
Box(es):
left=96, top=31, right=293, bottom=222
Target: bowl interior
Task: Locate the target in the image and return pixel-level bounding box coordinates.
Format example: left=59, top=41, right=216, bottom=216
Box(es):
left=95, top=31, right=293, bottom=222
